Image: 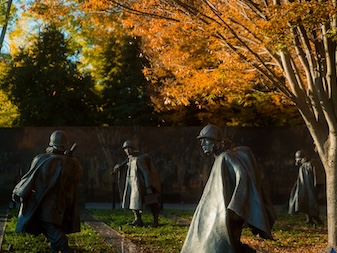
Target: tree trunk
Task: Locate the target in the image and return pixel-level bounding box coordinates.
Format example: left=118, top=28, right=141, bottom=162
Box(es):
left=306, top=127, right=337, bottom=250
left=326, top=162, right=337, bottom=249
left=319, top=131, right=337, bottom=250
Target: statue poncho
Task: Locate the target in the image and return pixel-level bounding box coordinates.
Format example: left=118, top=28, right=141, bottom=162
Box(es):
left=288, top=160, right=320, bottom=217
left=117, top=151, right=161, bottom=210
left=12, top=153, right=82, bottom=235
left=181, top=146, right=275, bottom=253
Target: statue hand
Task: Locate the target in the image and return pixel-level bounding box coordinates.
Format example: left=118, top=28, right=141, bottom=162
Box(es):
left=111, top=164, right=120, bottom=174
left=146, top=187, right=153, bottom=194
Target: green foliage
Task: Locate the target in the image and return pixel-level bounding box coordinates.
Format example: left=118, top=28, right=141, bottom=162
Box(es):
left=5, top=5, right=161, bottom=126
left=1, top=25, right=101, bottom=126
left=99, top=35, right=158, bottom=126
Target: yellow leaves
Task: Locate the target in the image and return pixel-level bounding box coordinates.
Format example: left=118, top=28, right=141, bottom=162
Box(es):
left=0, top=89, right=19, bottom=127
left=81, top=0, right=111, bottom=11
left=271, top=2, right=335, bottom=26
left=264, top=2, right=336, bottom=47
left=28, top=0, right=74, bottom=22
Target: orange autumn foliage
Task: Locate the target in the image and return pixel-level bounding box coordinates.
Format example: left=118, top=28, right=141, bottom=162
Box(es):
left=77, top=0, right=303, bottom=125
left=25, top=0, right=332, bottom=125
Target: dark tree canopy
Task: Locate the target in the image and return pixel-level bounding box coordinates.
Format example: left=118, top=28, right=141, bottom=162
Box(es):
left=99, top=35, right=158, bottom=126
left=1, top=25, right=101, bottom=126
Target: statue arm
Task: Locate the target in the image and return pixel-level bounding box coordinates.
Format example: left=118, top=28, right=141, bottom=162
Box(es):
left=112, top=159, right=127, bottom=174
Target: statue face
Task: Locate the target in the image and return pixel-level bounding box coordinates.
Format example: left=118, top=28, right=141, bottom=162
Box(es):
left=295, top=151, right=305, bottom=166
left=295, top=158, right=301, bottom=166
left=199, top=138, right=216, bottom=154
left=124, top=147, right=135, bottom=156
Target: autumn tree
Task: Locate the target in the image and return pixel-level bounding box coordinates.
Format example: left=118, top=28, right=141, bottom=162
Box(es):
left=0, top=90, right=18, bottom=126
left=75, top=0, right=337, bottom=250
left=0, top=0, right=20, bottom=127
left=20, top=0, right=301, bottom=126
left=0, top=54, right=18, bottom=126
left=0, top=0, right=14, bottom=52
left=1, top=25, right=101, bottom=126
left=15, top=1, right=161, bottom=126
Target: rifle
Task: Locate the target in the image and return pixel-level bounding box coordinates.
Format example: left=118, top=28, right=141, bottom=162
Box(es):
left=64, top=142, right=77, bottom=156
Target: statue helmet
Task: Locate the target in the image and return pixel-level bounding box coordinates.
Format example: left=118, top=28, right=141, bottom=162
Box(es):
left=197, top=124, right=223, bottom=141
left=295, top=150, right=306, bottom=159
left=122, top=140, right=135, bottom=149
left=49, top=130, right=68, bottom=149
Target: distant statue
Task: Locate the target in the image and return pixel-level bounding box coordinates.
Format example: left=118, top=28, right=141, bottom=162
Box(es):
left=12, top=130, right=83, bottom=253
left=180, top=124, right=276, bottom=253
left=112, top=140, right=161, bottom=227
left=288, top=150, right=323, bottom=225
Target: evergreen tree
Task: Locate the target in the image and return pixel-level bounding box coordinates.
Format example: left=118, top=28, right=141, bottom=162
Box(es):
left=1, top=25, right=101, bottom=126
left=99, top=35, right=157, bottom=126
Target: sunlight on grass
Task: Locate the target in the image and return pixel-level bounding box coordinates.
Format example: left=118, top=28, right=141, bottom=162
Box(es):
left=90, top=209, right=328, bottom=253
left=2, top=208, right=328, bottom=253
left=241, top=212, right=328, bottom=253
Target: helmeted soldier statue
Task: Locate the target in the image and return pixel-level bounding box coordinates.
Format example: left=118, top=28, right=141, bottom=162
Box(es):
left=180, top=124, right=276, bottom=253
left=288, top=150, right=323, bottom=226
left=112, top=140, right=161, bottom=227
left=12, top=130, right=83, bottom=253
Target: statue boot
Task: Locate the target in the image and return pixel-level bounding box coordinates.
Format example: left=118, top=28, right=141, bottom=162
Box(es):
left=305, top=214, right=314, bottom=225
left=149, top=204, right=161, bottom=228
left=128, top=210, right=144, bottom=227
left=313, top=215, right=324, bottom=225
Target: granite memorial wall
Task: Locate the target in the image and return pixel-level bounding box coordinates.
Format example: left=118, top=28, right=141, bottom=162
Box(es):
left=0, top=126, right=324, bottom=206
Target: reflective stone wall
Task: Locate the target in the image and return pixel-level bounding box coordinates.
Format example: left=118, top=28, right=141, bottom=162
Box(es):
left=0, top=126, right=323, bottom=206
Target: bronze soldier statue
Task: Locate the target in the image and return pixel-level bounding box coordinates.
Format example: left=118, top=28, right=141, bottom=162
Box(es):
left=181, top=124, right=275, bottom=253
left=288, top=150, right=323, bottom=226
left=113, top=140, right=161, bottom=227
left=12, top=130, right=82, bottom=253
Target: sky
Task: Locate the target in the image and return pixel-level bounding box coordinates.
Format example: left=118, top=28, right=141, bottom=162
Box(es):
left=1, top=0, right=30, bottom=54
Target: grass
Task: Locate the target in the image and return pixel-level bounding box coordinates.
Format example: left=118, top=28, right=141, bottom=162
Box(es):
left=1, top=208, right=328, bottom=253
left=1, top=208, right=118, bottom=253
left=241, top=212, right=328, bottom=253
left=88, top=209, right=189, bottom=253
left=89, top=208, right=328, bottom=253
